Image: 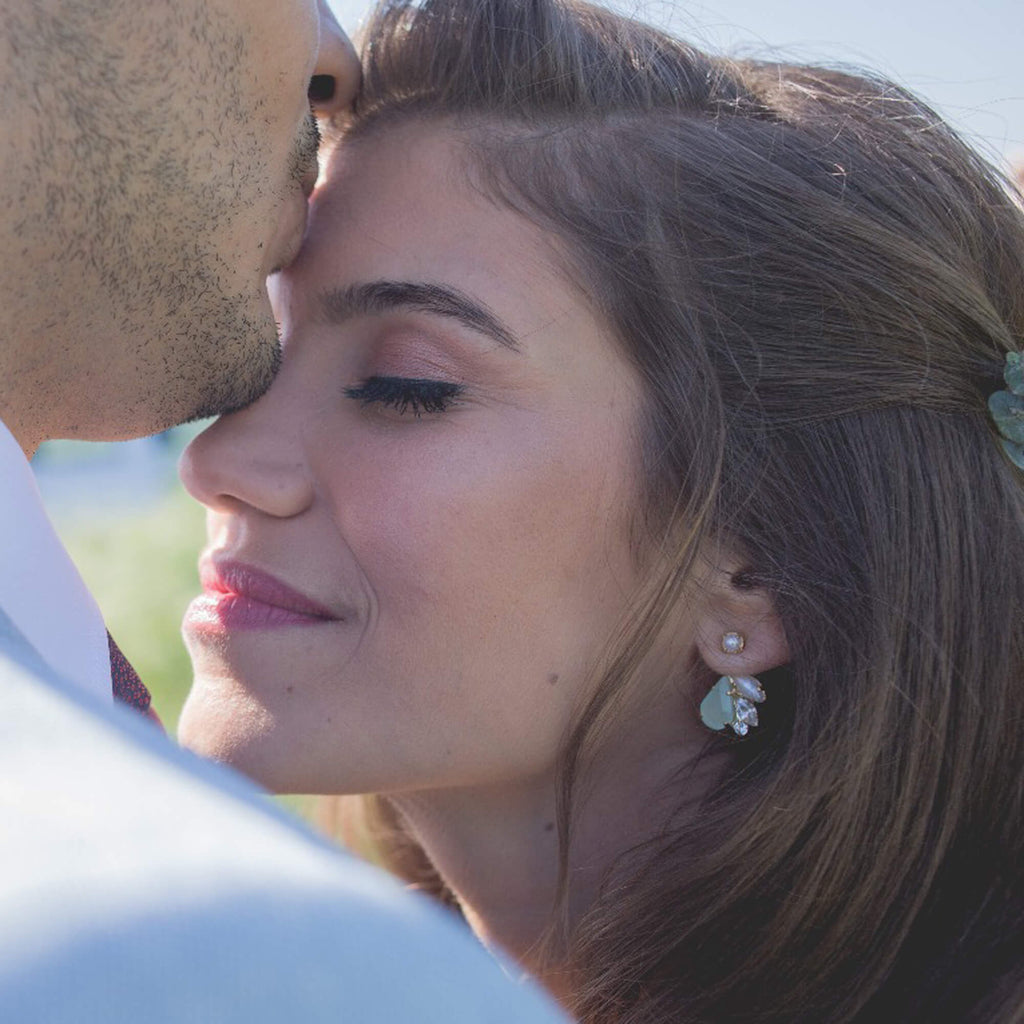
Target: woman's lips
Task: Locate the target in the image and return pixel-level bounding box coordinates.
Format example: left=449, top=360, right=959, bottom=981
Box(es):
left=184, top=559, right=340, bottom=634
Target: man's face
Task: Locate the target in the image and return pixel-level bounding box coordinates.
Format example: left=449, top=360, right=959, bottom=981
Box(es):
left=0, top=0, right=358, bottom=450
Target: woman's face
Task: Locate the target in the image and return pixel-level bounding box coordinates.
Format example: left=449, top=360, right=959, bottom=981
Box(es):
left=178, top=124, right=645, bottom=795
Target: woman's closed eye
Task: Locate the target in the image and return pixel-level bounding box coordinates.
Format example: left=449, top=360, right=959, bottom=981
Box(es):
left=344, top=376, right=464, bottom=417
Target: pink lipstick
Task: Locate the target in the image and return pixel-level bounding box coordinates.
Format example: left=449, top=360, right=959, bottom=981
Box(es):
left=184, top=559, right=339, bottom=634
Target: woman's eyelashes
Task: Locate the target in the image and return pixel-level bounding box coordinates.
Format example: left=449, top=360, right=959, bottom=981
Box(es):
left=344, top=375, right=465, bottom=417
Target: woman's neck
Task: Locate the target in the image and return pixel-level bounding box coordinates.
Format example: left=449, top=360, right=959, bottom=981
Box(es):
left=388, top=697, right=724, bottom=998
left=390, top=778, right=562, bottom=969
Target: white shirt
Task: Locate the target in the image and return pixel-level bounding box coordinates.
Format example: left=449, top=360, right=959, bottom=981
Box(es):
left=0, top=419, right=110, bottom=702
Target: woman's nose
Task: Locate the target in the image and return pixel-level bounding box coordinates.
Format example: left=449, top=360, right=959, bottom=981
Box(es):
left=180, top=400, right=315, bottom=521
left=308, top=0, right=360, bottom=118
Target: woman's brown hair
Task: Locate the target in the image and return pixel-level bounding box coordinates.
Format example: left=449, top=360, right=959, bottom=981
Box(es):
left=330, top=1, right=1024, bottom=1019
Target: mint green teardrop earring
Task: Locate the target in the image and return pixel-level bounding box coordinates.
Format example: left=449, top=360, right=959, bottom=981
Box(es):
left=699, top=632, right=766, bottom=736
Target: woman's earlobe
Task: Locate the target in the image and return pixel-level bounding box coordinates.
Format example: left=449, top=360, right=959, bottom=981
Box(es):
left=694, top=561, right=790, bottom=679
left=691, top=559, right=789, bottom=736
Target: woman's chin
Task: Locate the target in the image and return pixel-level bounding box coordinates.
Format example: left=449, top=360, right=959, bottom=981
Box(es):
left=177, top=679, right=284, bottom=790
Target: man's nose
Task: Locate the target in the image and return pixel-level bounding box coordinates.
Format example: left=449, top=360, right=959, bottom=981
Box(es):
left=308, top=0, right=361, bottom=118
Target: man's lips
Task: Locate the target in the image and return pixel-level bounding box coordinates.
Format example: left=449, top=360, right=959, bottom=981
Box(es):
left=184, top=559, right=340, bottom=634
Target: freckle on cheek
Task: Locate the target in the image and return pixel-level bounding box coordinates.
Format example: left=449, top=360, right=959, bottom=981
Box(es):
left=547, top=673, right=559, bottom=686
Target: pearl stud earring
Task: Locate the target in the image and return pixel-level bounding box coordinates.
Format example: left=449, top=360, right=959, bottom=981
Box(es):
left=720, top=631, right=746, bottom=655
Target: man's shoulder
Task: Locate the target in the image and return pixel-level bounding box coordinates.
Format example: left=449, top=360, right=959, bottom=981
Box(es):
left=0, top=647, right=566, bottom=1023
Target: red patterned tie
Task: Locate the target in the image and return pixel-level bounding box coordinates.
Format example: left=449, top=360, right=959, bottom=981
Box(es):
left=108, top=632, right=163, bottom=729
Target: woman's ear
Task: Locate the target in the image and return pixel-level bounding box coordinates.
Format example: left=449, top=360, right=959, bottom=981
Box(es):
left=693, top=555, right=790, bottom=678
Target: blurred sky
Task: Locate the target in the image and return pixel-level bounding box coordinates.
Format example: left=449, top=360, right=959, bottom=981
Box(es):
left=328, top=0, right=1024, bottom=170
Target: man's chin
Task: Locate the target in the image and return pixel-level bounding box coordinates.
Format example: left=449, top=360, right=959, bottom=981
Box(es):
left=188, top=334, right=283, bottom=424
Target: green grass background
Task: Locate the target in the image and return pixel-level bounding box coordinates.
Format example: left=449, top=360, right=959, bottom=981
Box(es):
left=61, top=483, right=203, bottom=733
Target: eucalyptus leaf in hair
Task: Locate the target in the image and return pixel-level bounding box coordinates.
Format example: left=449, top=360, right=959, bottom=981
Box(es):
left=989, top=353, right=1024, bottom=468
left=999, top=437, right=1024, bottom=468
left=1004, top=350, right=1024, bottom=395
left=989, top=390, right=1024, bottom=445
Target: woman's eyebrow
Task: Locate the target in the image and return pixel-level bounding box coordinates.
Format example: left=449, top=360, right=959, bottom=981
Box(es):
left=317, top=280, right=520, bottom=352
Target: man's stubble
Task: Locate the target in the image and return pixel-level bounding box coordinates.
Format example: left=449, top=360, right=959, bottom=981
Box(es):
left=0, top=0, right=302, bottom=445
